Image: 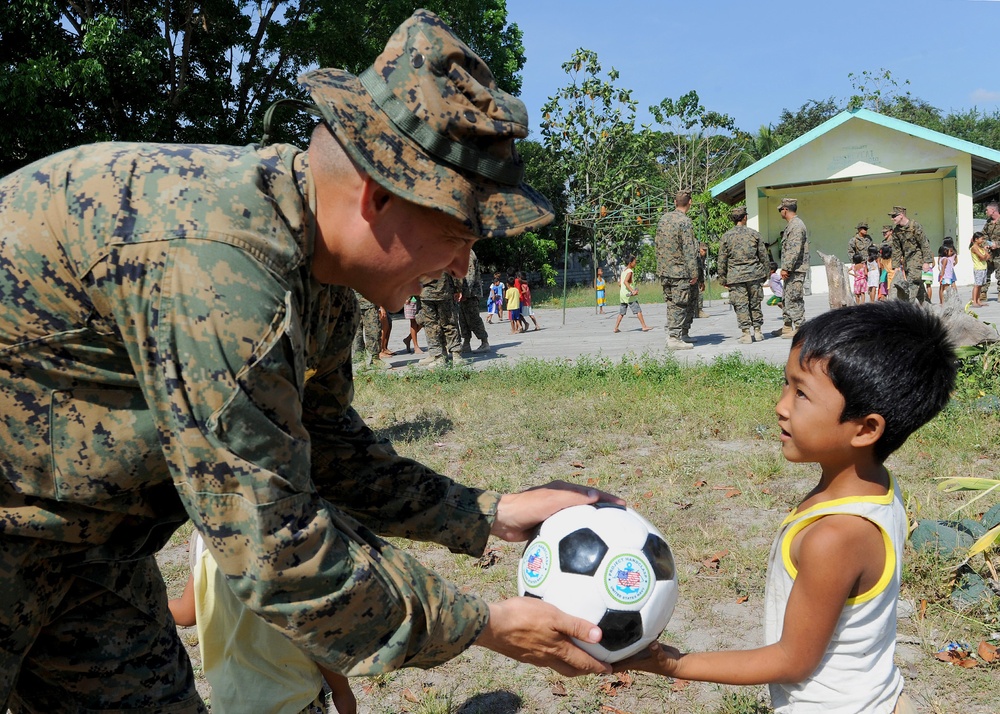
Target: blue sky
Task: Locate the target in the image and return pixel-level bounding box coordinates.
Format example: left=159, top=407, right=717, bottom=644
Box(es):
left=505, top=0, right=1000, bottom=138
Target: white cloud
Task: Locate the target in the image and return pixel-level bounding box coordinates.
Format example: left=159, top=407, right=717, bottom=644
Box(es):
left=970, top=88, right=1000, bottom=104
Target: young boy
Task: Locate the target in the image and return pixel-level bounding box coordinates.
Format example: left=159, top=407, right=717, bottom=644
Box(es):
left=518, top=271, right=540, bottom=330
left=767, top=261, right=784, bottom=306
left=504, top=276, right=522, bottom=333
left=620, top=301, right=956, bottom=713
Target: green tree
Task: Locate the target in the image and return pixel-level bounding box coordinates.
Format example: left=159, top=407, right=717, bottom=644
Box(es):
left=771, top=97, right=840, bottom=145
left=540, top=49, right=660, bottom=269
left=649, top=90, right=748, bottom=196
left=0, top=1, right=525, bottom=175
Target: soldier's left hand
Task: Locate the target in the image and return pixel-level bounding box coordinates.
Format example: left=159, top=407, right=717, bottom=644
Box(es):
left=491, top=480, right=625, bottom=542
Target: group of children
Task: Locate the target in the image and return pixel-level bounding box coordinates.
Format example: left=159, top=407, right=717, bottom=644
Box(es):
left=487, top=271, right=540, bottom=333
left=849, top=239, right=959, bottom=305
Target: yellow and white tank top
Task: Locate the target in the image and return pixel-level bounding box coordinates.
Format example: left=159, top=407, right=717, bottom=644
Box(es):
left=764, top=475, right=906, bottom=713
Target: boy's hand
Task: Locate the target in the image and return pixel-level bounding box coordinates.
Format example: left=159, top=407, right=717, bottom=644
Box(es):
left=612, top=641, right=683, bottom=676
left=491, top=480, right=625, bottom=542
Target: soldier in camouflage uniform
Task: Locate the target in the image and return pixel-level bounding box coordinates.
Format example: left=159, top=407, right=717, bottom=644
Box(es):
left=655, top=189, right=699, bottom=350
left=417, top=273, right=464, bottom=366
left=772, top=198, right=810, bottom=338
left=889, top=206, right=934, bottom=304
left=0, top=10, right=615, bottom=711
left=352, top=290, right=385, bottom=367
left=981, top=201, right=1000, bottom=301
left=848, top=221, right=872, bottom=260
left=718, top=206, right=769, bottom=343
left=458, top=248, right=490, bottom=353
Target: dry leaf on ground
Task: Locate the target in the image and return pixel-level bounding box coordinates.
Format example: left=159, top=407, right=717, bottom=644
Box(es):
left=550, top=681, right=568, bottom=696
left=978, top=640, right=998, bottom=663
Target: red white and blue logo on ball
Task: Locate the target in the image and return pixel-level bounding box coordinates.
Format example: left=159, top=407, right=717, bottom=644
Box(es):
left=604, top=554, right=651, bottom=605
left=522, top=541, right=552, bottom=589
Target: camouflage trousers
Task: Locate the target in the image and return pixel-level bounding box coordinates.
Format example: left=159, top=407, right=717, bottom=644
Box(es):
left=781, top=272, right=806, bottom=327
left=419, top=299, right=461, bottom=357
left=728, top=281, right=764, bottom=331
left=1, top=549, right=204, bottom=713
left=982, top=258, right=1000, bottom=299
left=900, top=261, right=930, bottom=304
left=352, top=304, right=382, bottom=363
left=661, top=277, right=696, bottom=338
left=457, top=298, right=488, bottom=342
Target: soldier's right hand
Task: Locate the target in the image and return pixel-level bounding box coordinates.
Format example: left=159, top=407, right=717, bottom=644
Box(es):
left=475, top=598, right=611, bottom=676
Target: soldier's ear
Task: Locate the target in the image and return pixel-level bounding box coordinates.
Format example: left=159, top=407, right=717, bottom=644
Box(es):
left=359, top=175, right=393, bottom=224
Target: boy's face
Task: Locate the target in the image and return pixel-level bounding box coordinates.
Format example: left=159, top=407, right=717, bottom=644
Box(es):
left=775, top=348, right=859, bottom=464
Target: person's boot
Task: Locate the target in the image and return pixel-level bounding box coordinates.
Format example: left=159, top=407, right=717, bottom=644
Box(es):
left=771, top=324, right=791, bottom=338
left=417, top=353, right=444, bottom=367
left=460, top=338, right=472, bottom=353
left=666, top=336, right=693, bottom=351
left=738, top=329, right=752, bottom=344
left=450, top=353, right=469, bottom=366
left=753, top=327, right=764, bottom=342
left=473, top=339, right=490, bottom=353
left=680, top=330, right=694, bottom=343
left=781, top=324, right=798, bottom=339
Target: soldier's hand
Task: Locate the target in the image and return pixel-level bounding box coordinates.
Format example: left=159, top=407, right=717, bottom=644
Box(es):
left=491, top=480, right=625, bottom=542
left=476, top=598, right=610, bottom=677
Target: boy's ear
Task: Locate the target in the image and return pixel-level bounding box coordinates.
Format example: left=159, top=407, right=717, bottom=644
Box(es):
left=850, top=413, right=886, bottom=449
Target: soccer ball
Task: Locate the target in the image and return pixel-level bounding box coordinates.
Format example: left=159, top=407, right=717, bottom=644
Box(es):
left=517, top=503, right=678, bottom=663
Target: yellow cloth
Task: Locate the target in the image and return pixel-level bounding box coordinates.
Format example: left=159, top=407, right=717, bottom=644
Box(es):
left=192, top=533, right=324, bottom=714
left=505, top=286, right=521, bottom=310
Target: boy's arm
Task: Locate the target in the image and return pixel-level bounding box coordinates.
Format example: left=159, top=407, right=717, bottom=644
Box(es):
left=617, top=516, right=875, bottom=685
left=167, top=572, right=197, bottom=628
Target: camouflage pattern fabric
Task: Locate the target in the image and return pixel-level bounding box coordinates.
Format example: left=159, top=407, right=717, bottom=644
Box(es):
left=782, top=273, right=806, bottom=327
left=661, top=278, right=696, bottom=338
left=780, top=215, right=809, bottom=328
left=890, top=220, right=932, bottom=304
left=718, top=224, right=768, bottom=286
left=981, top=218, right=1000, bottom=299
left=0, top=142, right=499, bottom=706
left=655, top=211, right=699, bottom=280
left=421, top=298, right=463, bottom=356
left=352, top=291, right=382, bottom=364
left=780, top=216, right=810, bottom=275
left=459, top=250, right=488, bottom=341
left=728, top=282, right=765, bottom=331
left=848, top=232, right=873, bottom=260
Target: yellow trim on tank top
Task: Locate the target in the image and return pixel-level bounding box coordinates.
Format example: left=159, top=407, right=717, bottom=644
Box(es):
left=780, top=473, right=896, bottom=528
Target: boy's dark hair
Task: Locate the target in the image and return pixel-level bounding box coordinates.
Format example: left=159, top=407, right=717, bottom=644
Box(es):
left=879, top=244, right=891, bottom=259
left=791, top=302, right=956, bottom=462
left=769, top=261, right=778, bottom=271
left=867, top=245, right=878, bottom=258
left=625, top=254, right=637, bottom=265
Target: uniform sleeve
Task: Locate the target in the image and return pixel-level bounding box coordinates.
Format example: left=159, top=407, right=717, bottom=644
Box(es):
left=781, top=221, right=805, bottom=273
left=683, top=219, right=699, bottom=280
left=97, top=239, right=490, bottom=675
left=916, top=224, right=932, bottom=264
left=717, top=234, right=729, bottom=284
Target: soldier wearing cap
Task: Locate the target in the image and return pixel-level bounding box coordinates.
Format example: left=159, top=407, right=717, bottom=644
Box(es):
left=458, top=248, right=490, bottom=353
left=417, top=272, right=465, bottom=367
left=773, top=198, right=810, bottom=338
left=0, top=10, right=617, bottom=710
left=981, top=201, right=1000, bottom=301
left=888, top=206, right=933, bottom=303
left=718, top=205, right=769, bottom=343
left=848, top=221, right=872, bottom=260
left=655, top=188, right=700, bottom=350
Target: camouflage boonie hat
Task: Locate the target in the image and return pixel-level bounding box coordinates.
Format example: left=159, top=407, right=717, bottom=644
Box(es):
left=298, top=9, right=553, bottom=239
left=889, top=206, right=906, bottom=217
left=856, top=221, right=868, bottom=230
left=730, top=205, right=747, bottom=221
left=778, top=198, right=797, bottom=212
left=882, top=224, right=894, bottom=233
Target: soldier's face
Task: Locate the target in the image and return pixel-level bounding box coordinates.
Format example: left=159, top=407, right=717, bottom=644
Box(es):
left=361, top=195, right=477, bottom=310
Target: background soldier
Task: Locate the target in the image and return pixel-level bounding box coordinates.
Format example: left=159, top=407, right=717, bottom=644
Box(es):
left=773, top=198, right=809, bottom=338
left=417, top=272, right=465, bottom=367
left=981, top=201, right=1000, bottom=301
left=848, top=221, right=872, bottom=259
left=718, top=206, right=769, bottom=343
left=458, top=248, right=490, bottom=353
left=889, top=205, right=933, bottom=303
left=696, top=242, right=709, bottom=318
left=655, top=189, right=700, bottom=350
left=0, top=10, right=616, bottom=710
left=352, top=290, right=385, bottom=367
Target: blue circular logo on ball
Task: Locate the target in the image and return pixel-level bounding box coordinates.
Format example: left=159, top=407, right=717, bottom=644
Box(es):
left=604, top=554, right=651, bottom=605
left=522, top=541, right=552, bottom=589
